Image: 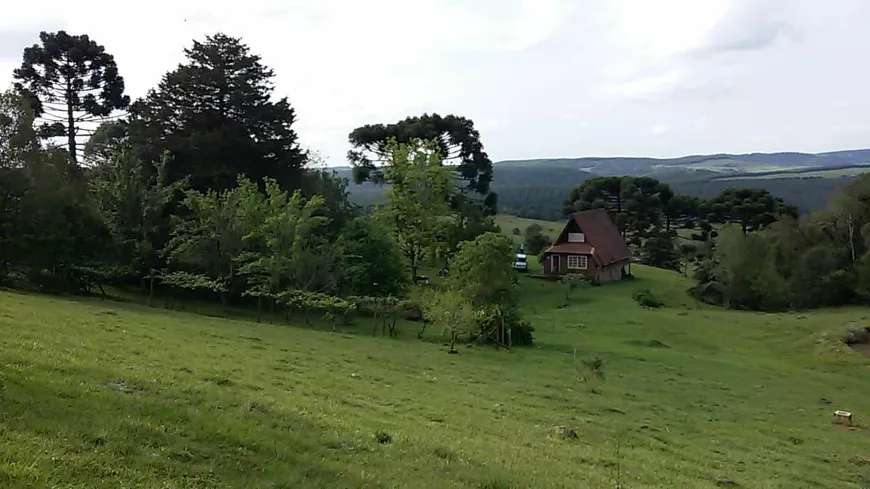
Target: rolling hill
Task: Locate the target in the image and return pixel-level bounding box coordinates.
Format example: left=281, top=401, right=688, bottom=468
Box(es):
left=336, top=148, right=870, bottom=219
left=2, top=267, right=868, bottom=487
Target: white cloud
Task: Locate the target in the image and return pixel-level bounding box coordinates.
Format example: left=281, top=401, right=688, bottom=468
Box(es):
left=1, top=0, right=869, bottom=164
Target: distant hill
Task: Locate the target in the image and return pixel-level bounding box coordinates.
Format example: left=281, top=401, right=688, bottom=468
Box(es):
left=335, top=149, right=870, bottom=219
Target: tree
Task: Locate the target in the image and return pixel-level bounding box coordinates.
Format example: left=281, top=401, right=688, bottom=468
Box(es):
left=524, top=226, right=552, bottom=255
left=128, top=33, right=305, bottom=193
left=0, top=91, right=39, bottom=167
left=338, top=215, right=407, bottom=297
left=447, top=232, right=517, bottom=308
left=13, top=31, right=129, bottom=165
left=664, top=194, right=700, bottom=231
left=90, top=150, right=186, bottom=305
left=640, top=228, right=680, bottom=271
left=563, top=176, right=675, bottom=238
left=83, top=120, right=128, bottom=167
left=235, top=180, right=335, bottom=318
left=165, top=176, right=261, bottom=304
left=348, top=113, right=496, bottom=211
left=423, top=288, right=475, bottom=353
left=701, top=188, right=797, bottom=234
left=381, top=138, right=454, bottom=282
left=443, top=195, right=500, bottom=266
left=1, top=146, right=108, bottom=290
left=678, top=243, right=697, bottom=276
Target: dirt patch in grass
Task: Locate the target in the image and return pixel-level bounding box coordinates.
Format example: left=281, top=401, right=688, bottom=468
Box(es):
left=849, top=343, right=870, bottom=357
left=844, top=327, right=870, bottom=356
left=626, top=339, right=670, bottom=348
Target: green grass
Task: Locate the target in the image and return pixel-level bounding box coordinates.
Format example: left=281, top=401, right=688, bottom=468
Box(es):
left=494, top=213, right=562, bottom=245
left=2, top=267, right=870, bottom=488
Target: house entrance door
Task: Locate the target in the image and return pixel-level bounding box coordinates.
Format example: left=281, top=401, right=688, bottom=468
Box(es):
left=551, top=255, right=561, bottom=273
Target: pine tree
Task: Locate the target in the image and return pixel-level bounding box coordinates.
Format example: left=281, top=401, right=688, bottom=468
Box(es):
left=129, top=33, right=305, bottom=193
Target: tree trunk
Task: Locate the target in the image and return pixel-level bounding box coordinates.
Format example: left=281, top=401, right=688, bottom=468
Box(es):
left=148, top=275, right=155, bottom=307
left=66, top=77, right=78, bottom=165
left=257, top=296, right=262, bottom=323
left=410, top=255, right=418, bottom=284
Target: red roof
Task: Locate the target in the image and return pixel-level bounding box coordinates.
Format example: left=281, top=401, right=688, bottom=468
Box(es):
left=549, top=209, right=631, bottom=265
left=545, top=243, right=594, bottom=254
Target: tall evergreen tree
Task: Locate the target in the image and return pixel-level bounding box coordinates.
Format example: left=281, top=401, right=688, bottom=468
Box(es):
left=128, top=33, right=305, bottom=193
left=348, top=113, right=497, bottom=212
left=13, top=31, right=130, bottom=165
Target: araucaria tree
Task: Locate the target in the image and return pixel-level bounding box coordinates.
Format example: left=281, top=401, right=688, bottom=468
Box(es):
left=129, top=33, right=306, bottom=193
left=382, top=138, right=454, bottom=281
left=14, top=31, right=130, bottom=165
left=348, top=113, right=497, bottom=211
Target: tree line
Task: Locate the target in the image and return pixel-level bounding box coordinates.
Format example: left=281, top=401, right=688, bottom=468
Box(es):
left=554, top=176, right=797, bottom=271
left=692, top=174, right=870, bottom=310
left=0, top=31, right=529, bottom=349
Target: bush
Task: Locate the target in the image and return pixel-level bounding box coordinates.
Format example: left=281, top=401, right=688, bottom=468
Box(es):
left=524, top=231, right=552, bottom=255
left=474, top=305, right=534, bottom=346
left=511, top=227, right=521, bottom=236
left=633, top=288, right=664, bottom=308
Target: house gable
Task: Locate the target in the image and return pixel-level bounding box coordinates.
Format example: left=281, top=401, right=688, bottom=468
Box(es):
left=549, top=209, right=630, bottom=266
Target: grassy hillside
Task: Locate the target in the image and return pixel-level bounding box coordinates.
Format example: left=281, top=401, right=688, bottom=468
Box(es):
left=494, top=214, right=562, bottom=246
left=1, top=268, right=869, bottom=488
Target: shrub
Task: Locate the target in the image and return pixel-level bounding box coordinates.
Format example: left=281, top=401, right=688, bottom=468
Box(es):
left=474, top=305, right=535, bottom=346
left=633, top=288, right=664, bottom=308
left=511, top=227, right=521, bottom=236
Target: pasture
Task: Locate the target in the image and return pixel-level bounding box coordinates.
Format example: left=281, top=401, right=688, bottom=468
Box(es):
left=1, top=267, right=869, bottom=488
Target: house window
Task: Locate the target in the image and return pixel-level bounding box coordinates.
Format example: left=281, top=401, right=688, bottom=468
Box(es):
left=568, top=232, right=585, bottom=243
left=567, top=255, right=587, bottom=270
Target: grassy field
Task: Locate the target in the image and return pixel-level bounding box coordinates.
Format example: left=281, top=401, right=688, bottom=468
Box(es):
left=494, top=214, right=562, bottom=246
left=717, top=167, right=870, bottom=181
left=2, top=267, right=870, bottom=488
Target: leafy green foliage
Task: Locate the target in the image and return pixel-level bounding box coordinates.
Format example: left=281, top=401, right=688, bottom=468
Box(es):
left=701, top=188, right=797, bottom=234
left=445, top=232, right=531, bottom=346
left=0, top=91, right=39, bottom=166
left=381, top=138, right=454, bottom=281
left=524, top=225, right=552, bottom=255
left=165, top=177, right=261, bottom=301
left=339, top=215, right=407, bottom=297
left=90, top=149, right=185, bottom=297
left=348, top=113, right=496, bottom=210
left=423, top=288, right=475, bottom=351
left=447, top=232, right=516, bottom=308
left=13, top=31, right=129, bottom=164
left=640, top=228, right=681, bottom=271
left=689, top=188, right=868, bottom=310
left=633, top=288, right=664, bottom=308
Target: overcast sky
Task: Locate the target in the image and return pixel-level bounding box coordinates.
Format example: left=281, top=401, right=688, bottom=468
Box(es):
left=1, top=0, right=867, bottom=165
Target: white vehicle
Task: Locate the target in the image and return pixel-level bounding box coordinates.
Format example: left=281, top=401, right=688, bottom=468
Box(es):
left=513, top=253, right=528, bottom=272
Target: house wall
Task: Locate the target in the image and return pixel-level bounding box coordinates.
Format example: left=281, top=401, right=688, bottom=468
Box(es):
left=543, top=255, right=629, bottom=283
left=597, top=262, right=627, bottom=283
left=543, top=253, right=596, bottom=278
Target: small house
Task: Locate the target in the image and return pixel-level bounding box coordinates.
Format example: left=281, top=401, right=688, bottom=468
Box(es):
left=542, top=209, right=631, bottom=282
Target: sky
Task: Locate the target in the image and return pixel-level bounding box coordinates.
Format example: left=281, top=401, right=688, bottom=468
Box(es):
left=1, top=0, right=868, bottom=166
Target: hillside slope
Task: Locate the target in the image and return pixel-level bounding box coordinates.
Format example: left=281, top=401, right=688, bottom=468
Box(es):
left=1, top=268, right=868, bottom=488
